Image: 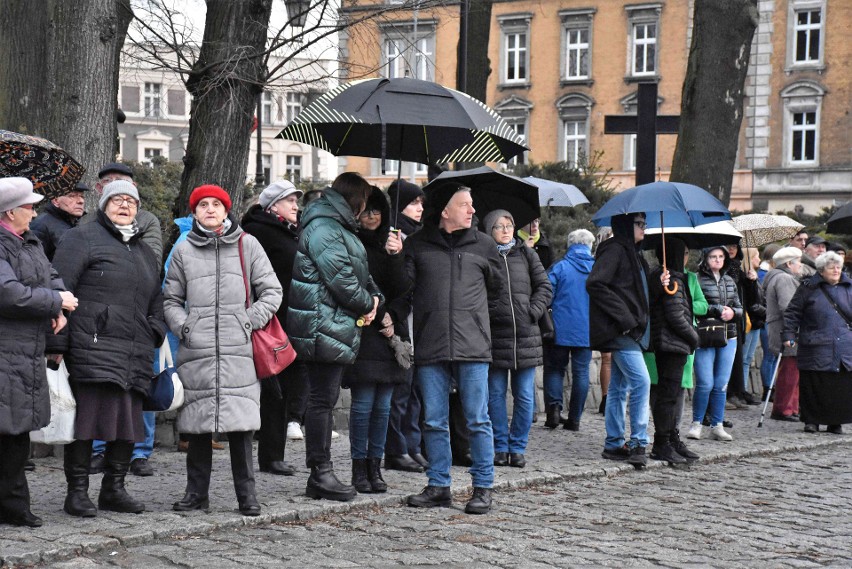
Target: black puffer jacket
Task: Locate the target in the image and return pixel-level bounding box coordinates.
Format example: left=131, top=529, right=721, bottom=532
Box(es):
left=404, top=223, right=504, bottom=366
left=696, top=250, right=743, bottom=340
left=489, top=241, right=552, bottom=369
left=726, top=244, right=766, bottom=329
left=648, top=238, right=698, bottom=355
left=50, top=210, right=167, bottom=396
left=0, top=226, right=65, bottom=435
left=531, top=230, right=553, bottom=270
left=241, top=204, right=299, bottom=326
left=30, top=202, right=82, bottom=261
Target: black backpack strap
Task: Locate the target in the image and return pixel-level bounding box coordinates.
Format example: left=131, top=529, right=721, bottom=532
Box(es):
left=818, top=285, right=852, bottom=327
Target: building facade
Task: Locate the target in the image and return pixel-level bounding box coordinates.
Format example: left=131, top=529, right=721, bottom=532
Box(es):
left=340, top=0, right=851, bottom=214
left=117, top=52, right=338, bottom=185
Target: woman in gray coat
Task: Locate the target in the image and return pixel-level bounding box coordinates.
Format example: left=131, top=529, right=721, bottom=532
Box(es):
left=164, top=185, right=282, bottom=517
left=0, top=178, right=77, bottom=528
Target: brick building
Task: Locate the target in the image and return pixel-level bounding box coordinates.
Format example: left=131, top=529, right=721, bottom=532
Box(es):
left=339, top=0, right=851, bottom=214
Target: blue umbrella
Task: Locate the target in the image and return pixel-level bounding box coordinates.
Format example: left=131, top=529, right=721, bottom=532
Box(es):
left=592, top=181, right=731, bottom=295
left=522, top=176, right=589, bottom=208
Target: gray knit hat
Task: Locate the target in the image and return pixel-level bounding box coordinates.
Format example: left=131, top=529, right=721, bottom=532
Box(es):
left=259, top=180, right=303, bottom=211
left=483, top=209, right=515, bottom=234
left=99, top=180, right=140, bottom=210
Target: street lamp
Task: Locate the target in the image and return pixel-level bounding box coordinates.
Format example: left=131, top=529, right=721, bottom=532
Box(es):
left=284, top=0, right=310, bottom=28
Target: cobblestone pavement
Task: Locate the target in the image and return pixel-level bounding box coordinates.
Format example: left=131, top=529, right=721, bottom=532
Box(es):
left=2, top=405, right=850, bottom=568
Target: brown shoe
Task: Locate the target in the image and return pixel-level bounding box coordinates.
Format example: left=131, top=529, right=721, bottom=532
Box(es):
left=211, top=440, right=225, bottom=450
left=177, top=440, right=188, bottom=452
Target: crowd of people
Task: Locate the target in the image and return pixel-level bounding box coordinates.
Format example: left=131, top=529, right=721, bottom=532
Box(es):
left=1, top=168, right=850, bottom=528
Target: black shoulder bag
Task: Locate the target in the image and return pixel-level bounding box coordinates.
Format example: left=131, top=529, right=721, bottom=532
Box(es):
left=819, top=286, right=852, bottom=329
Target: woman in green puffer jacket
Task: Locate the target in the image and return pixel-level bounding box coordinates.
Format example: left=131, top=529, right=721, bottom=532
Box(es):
left=287, top=172, right=382, bottom=502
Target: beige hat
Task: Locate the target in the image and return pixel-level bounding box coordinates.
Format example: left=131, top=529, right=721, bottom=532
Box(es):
left=773, top=246, right=803, bottom=267
left=0, top=177, right=43, bottom=212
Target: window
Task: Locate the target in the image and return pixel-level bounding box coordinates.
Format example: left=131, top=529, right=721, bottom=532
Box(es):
left=381, top=22, right=436, bottom=81
left=627, top=134, right=637, bottom=171
left=794, top=9, right=821, bottom=63
left=262, top=154, right=272, bottom=185
left=565, top=28, right=590, bottom=79
left=494, top=95, right=533, bottom=168
left=786, top=2, right=826, bottom=69
left=498, top=15, right=532, bottom=86
left=285, top=92, right=303, bottom=124
left=143, top=83, right=163, bottom=117
left=508, top=121, right=527, bottom=166
left=135, top=128, right=171, bottom=163
left=632, top=23, right=657, bottom=75
left=556, top=93, right=593, bottom=167
left=143, top=148, right=162, bottom=162
left=261, top=92, right=274, bottom=125
left=285, top=155, right=302, bottom=182
left=781, top=81, right=824, bottom=167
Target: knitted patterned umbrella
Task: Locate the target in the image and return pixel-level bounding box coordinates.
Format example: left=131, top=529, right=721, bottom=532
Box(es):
left=730, top=214, right=804, bottom=248
left=0, top=130, right=85, bottom=199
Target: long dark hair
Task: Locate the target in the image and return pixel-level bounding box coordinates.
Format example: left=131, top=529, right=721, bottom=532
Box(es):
left=332, top=172, right=371, bottom=215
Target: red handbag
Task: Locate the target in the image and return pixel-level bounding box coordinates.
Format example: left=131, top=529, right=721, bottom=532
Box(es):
left=238, top=233, right=297, bottom=379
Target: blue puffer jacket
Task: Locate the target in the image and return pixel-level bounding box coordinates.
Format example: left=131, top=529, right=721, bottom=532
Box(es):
left=783, top=272, right=852, bottom=372
left=549, top=244, right=594, bottom=347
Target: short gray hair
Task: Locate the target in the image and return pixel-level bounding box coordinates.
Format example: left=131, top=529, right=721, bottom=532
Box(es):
left=815, top=251, right=844, bottom=272
left=567, top=229, right=595, bottom=248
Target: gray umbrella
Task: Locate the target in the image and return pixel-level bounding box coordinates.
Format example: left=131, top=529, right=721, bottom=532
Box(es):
left=522, top=176, right=589, bottom=207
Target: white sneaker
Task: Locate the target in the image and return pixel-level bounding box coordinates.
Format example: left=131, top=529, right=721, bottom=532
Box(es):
left=710, top=424, right=733, bottom=441
left=331, top=430, right=340, bottom=439
left=686, top=421, right=702, bottom=440
left=287, top=421, right=304, bottom=440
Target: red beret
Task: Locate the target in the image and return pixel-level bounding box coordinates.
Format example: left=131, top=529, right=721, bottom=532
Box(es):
left=189, top=184, right=232, bottom=212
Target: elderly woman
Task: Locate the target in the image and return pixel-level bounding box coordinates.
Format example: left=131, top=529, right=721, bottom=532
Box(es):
left=164, top=185, right=282, bottom=516
left=0, top=178, right=77, bottom=527
left=485, top=209, right=552, bottom=468
left=52, top=180, right=166, bottom=518
left=543, top=229, right=595, bottom=431
left=288, top=172, right=382, bottom=502
left=783, top=252, right=852, bottom=434
left=687, top=246, right=743, bottom=442
left=763, top=247, right=804, bottom=421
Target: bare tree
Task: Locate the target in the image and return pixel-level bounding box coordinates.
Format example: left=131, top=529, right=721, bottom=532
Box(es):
left=0, top=0, right=133, bottom=198
left=670, top=0, right=758, bottom=204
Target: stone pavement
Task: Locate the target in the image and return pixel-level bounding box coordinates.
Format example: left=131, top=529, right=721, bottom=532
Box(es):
left=1, top=404, right=849, bottom=568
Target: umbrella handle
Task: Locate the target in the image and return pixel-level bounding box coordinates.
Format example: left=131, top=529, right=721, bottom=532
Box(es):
left=664, top=282, right=679, bottom=295
left=660, top=211, right=678, bottom=295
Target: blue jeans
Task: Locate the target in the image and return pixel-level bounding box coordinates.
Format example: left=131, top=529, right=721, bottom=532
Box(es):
left=487, top=367, right=535, bottom=454
left=542, top=346, right=592, bottom=423
left=741, top=330, right=760, bottom=391
left=693, top=338, right=738, bottom=425
left=348, top=383, right=395, bottom=460
left=604, top=348, right=651, bottom=450
left=759, top=327, right=778, bottom=389
left=417, top=362, right=493, bottom=488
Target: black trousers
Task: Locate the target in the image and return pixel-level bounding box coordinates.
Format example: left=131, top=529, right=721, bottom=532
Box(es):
left=184, top=431, right=255, bottom=500
left=304, top=362, right=345, bottom=468
left=257, top=359, right=307, bottom=465
left=385, top=366, right=423, bottom=456
left=650, top=352, right=688, bottom=443
left=728, top=327, right=746, bottom=396
left=286, top=360, right=309, bottom=425
left=449, top=391, right=471, bottom=461
left=0, top=433, right=32, bottom=516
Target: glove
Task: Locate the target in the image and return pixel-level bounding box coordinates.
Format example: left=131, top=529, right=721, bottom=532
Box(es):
left=388, top=335, right=413, bottom=370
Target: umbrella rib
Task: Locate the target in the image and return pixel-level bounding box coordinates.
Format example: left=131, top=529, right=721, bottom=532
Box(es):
left=335, top=123, right=356, bottom=155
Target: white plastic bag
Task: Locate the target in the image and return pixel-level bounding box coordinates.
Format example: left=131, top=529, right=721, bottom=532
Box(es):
left=30, top=360, right=76, bottom=444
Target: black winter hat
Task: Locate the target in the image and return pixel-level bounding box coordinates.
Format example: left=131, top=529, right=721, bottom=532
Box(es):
left=387, top=179, right=424, bottom=213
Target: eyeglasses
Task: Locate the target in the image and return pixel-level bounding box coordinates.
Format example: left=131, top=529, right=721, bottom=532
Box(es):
left=109, top=195, right=138, bottom=208
left=359, top=208, right=381, bottom=217
left=633, top=221, right=647, bottom=229
left=494, top=224, right=515, bottom=231
left=15, top=204, right=35, bottom=211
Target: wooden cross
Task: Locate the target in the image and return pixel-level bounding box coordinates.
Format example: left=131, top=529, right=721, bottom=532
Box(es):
left=604, top=82, right=679, bottom=186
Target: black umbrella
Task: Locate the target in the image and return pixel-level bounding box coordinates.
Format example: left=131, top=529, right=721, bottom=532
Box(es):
left=827, top=202, right=852, bottom=234
left=277, top=78, right=527, bottom=166
left=421, top=166, right=540, bottom=231
left=0, top=130, right=85, bottom=199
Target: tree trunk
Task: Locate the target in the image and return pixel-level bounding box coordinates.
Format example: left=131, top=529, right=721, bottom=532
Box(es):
left=176, top=0, right=272, bottom=219
left=669, top=0, right=758, bottom=205
left=456, top=0, right=492, bottom=169
left=0, top=0, right=132, bottom=203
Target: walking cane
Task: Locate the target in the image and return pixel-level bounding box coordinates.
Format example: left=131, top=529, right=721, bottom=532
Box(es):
left=758, top=344, right=786, bottom=428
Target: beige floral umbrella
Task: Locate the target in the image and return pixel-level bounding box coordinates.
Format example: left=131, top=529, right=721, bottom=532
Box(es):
left=730, top=214, right=804, bottom=271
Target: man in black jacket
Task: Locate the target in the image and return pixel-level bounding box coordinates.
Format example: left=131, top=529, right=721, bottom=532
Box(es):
left=587, top=213, right=667, bottom=468
left=30, top=182, right=88, bottom=261
left=404, top=185, right=502, bottom=514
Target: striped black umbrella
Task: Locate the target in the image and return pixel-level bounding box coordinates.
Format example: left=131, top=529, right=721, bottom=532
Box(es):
left=276, top=78, right=527, bottom=165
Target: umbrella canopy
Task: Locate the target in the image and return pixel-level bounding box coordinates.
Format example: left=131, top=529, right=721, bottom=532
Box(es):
left=277, top=77, right=527, bottom=165
left=592, top=181, right=731, bottom=228
left=730, top=214, right=804, bottom=247
left=827, top=202, right=852, bottom=234
left=0, top=130, right=85, bottom=199
left=421, top=166, right=540, bottom=230
left=522, top=176, right=589, bottom=208
left=644, top=220, right=743, bottom=250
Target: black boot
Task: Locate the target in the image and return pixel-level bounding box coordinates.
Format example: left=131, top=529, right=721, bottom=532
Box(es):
left=670, top=430, right=699, bottom=462
left=98, top=441, right=144, bottom=514
left=63, top=440, right=98, bottom=517
left=544, top=403, right=561, bottom=429
left=306, top=462, right=357, bottom=502
left=650, top=441, right=687, bottom=465
left=229, top=432, right=261, bottom=516
left=407, top=486, right=452, bottom=508
left=350, top=458, right=372, bottom=493
left=367, top=458, right=388, bottom=493
left=464, top=488, right=493, bottom=515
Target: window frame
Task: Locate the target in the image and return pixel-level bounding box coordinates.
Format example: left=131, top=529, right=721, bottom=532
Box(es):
left=261, top=92, right=275, bottom=126
left=497, top=14, right=532, bottom=88
left=780, top=81, right=824, bottom=168
left=559, top=9, right=595, bottom=85
left=624, top=4, right=662, bottom=81
left=786, top=0, right=826, bottom=71
left=380, top=21, right=437, bottom=81
left=556, top=93, right=593, bottom=167
left=143, top=82, right=163, bottom=118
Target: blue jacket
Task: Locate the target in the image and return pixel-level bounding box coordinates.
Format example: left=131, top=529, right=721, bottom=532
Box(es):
left=783, top=272, right=852, bottom=372
left=549, top=244, right=594, bottom=347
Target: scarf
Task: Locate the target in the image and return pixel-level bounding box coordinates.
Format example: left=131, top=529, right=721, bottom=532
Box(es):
left=0, top=218, right=22, bottom=239
left=113, top=221, right=139, bottom=243
left=197, top=217, right=232, bottom=238
left=517, top=228, right=540, bottom=245
left=497, top=238, right=516, bottom=255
